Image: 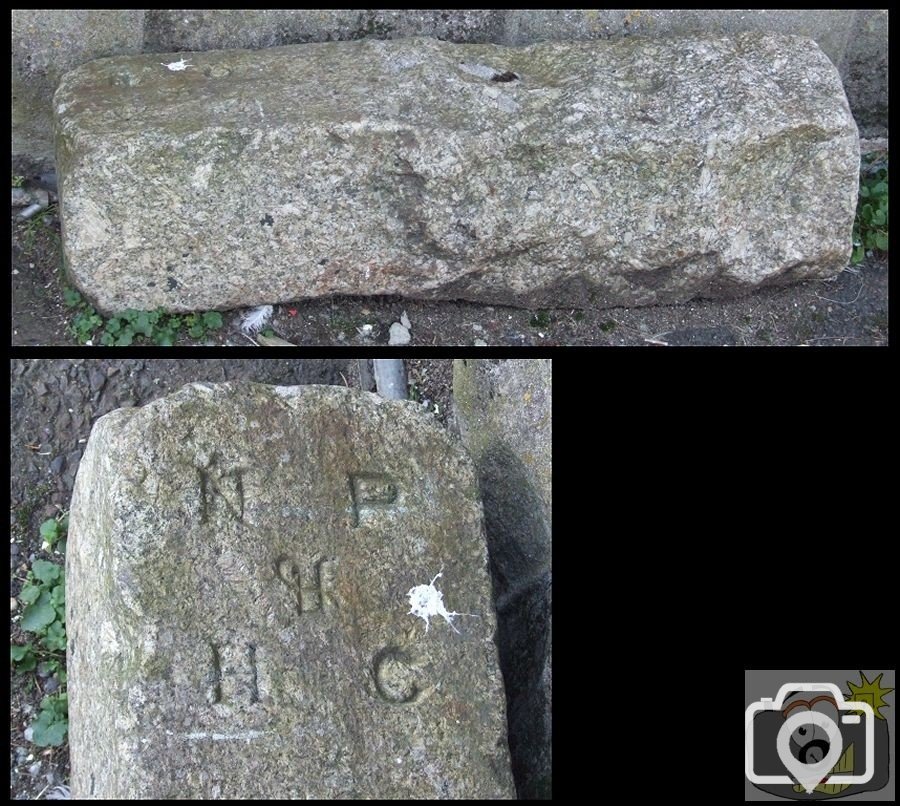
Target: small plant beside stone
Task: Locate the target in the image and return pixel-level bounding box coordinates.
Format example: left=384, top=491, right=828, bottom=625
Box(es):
left=31, top=692, right=69, bottom=748
left=852, top=158, right=888, bottom=264
left=64, top=286, right=224, bottom=345
left=11, top=517, right=69, bottom=747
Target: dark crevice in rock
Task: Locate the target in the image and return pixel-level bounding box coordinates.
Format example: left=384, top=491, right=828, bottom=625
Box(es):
left=478, top=443, right=551, bottom=798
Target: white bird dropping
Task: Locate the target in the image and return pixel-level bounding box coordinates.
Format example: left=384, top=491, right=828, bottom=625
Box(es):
left=407, top=570, right=476, bottom=633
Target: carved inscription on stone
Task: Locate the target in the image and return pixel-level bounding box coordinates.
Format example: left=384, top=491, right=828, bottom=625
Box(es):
left=275, top=556, right=338, bottom=614
left=206, top=640, right=260, bottom=706
left=197, top=453, right=246, bottom=524
left=349, top=473, right=397, bottom=527
left=373, top=646, right=431, bottom=705
left=67, top=384, right=514, bottom=797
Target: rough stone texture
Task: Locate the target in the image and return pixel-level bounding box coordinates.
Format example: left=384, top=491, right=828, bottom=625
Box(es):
left=66, top=383, right=514, bottom=799
left=14, top=10, right=886, bottom=165
left=452, top=360, right=551, bottom=799
left=143, top=9, right=505, bottom=52
left=843, top=10, right=889, bottom=138
left=12, top=10, right=146, bottom=160
left=55, top=34, right=859, bottom=313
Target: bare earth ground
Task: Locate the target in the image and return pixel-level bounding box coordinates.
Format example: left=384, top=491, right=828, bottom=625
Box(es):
left=9, top=358, right=456, bottom=799
left=12, top=156, right=888, bottom=347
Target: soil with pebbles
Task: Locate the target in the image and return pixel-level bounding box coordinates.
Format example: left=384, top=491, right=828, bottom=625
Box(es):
left=9, top=358, right=456, bottom=799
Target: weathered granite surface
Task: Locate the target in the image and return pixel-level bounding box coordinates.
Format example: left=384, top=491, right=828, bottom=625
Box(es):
left=55, top=34, right=858, bottom=313
left=66, top=383, right=513, bottom=799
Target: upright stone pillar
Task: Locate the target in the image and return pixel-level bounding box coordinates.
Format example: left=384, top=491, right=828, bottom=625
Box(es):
left=66, top=382, right=513, bottom=799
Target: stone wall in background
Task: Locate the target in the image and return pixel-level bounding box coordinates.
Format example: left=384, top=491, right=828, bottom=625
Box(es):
left=452, top=359, right=552, bottom=799
left=12, top=8, right=889, bottom=165
left=12, top=10, right=146, bottom=164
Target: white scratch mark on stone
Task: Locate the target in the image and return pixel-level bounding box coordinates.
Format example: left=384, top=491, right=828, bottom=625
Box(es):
left=407, top=570, right=478, bottom=634
left=182, top=731, right=266, bottom=741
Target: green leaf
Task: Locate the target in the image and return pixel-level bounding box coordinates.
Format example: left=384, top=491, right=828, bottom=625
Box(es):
left=115, top=331, right=134, bottom=347
left=50, top=582, right=65, bottom=609
left=11, top=644, right=36, bottom=672
left=20, top=594, right=56, bottom=632
left=56, top=539, right=67, bottom=555
left=871, top=209, right=886, bottom=226
left=859, top=185, right=870, bottom=198
left=39, top=519, right=59, bottom=541
left=31, top=712, right=68, bottom=747
left=41, top=621, right=66, bottom=652
left=202, top=311, right=224, bottom=329
left=32, top=560, right=62, bottom=584
left=851, top=245, right=865, bottom=264
left=874, top=232, right=888, bottom=251
left=57, top=669, right=67, bottom=684
left=19, top=583, right=42, bottom=605
left=42, top=693, right=68, bottom=715
left=152, top=328, right=175, bottom=346
left=105, top=318, right=122, bottom=334
left=871, top=181, right=887, bottom=196
left=10, top=643, right=32, bottom=661
left=188, top=324, right=205, bottom=339
left=134, top=311, right=152, bottom=336
left=62, top=287, right=83, bottom=307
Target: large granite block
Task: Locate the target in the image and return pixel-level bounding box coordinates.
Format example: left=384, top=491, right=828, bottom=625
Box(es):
left=54, top=34, right=858, bottom=313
